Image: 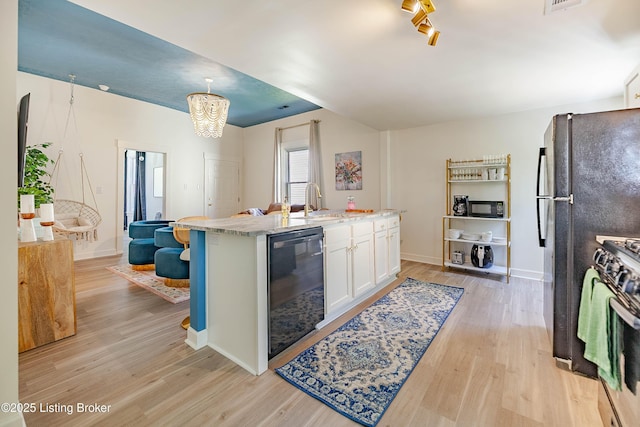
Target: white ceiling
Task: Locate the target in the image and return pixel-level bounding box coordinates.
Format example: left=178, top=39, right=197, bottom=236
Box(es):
left=70, top=0, right=640, bottom=131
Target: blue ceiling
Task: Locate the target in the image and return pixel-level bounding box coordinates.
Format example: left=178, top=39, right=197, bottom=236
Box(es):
left=17, top=0, right=321, bottom=128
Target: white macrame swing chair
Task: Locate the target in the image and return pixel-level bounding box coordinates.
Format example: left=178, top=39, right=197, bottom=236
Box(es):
left=49, top=75, right=102, bottom=242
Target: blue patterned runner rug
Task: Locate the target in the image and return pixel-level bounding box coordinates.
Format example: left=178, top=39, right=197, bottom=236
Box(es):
left=275, top=277, right=464, bottom=427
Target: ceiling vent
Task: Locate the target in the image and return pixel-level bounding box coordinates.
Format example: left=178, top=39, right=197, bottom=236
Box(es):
left=544, top=0, right=588, bottom=15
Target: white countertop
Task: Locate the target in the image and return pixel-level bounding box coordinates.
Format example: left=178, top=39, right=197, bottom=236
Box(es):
left=172, top=209, right=402, bottom=237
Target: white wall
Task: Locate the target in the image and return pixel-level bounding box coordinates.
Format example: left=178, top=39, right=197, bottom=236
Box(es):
left=242, top=109, right=381, bottom=211
left=390, top=97, right=623, bottom=279
left=16, top=58, right=626, bottom=272
left=242, top=97, right=624, bottom=280
left=17, top=72, right=244, bottom=260
left=1, top=2, right=22, bottom=426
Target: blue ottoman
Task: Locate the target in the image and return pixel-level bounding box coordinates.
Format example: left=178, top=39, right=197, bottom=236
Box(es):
left=129, top=220, right=172, bottom=239
left=155, top=248, right=189, bottom=279
left=154, top=226, right=189, bottom=288
left=128, top=238, right=158, bottom=267
left=128, top=220, right=173, bottom=268
left=154, top=226, right=184, bottom=248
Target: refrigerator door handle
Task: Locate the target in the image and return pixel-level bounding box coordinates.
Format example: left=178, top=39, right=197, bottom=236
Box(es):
left=536, top=147, right=547, bottom=247
left=536, top=194, right=574, bottom=204
left=553, top=194, right=574, bottom=204
left=536, top=147, right=574, bottom=248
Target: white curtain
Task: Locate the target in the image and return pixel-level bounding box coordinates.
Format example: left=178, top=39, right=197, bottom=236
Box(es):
left=272, top=127, right=283, bottom=203
left=308, top=120, right=323, bottom=209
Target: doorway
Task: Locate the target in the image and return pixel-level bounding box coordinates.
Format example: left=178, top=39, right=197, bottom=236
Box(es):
left=116, top=140, right=170, bottom=255
left=124, top=150, right=166, bottom=230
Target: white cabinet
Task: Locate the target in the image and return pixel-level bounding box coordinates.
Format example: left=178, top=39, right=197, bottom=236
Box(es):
left=324, top=220, right=375, bottom=314
left=374, top=215, right=401, bottom=284
left=625, top=64, right=640, bottom=109
left=374, top=219, right=389, bottom=284
left=351, top=221, right=375, bottom=297
left=442, top=156, right=511, bottom=282
left=388, top=216, right=401, bottom=276
left=324, top=225, right=352, bottom=313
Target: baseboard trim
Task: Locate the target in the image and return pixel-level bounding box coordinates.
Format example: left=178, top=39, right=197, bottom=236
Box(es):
left=0, top=411, right=25, bottom=427
left=185, top=327, right=207, bottom=350
left=207, top=342, right=264, bottom=376
left=400, top=255, right=543, bottom=281
left=401, top=252, right=440, bottom=265
left=73, top=248, right=118, bottom=261
left=510, top=268, right=543, bottom=281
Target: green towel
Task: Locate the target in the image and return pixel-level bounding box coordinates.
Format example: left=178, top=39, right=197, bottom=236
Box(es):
left=583, top=281, right=621, bottom=391
left=577, top=268, right=601, bottom=342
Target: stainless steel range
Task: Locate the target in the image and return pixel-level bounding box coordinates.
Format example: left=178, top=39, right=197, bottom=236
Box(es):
left=592, top=237, right=640, bottom=427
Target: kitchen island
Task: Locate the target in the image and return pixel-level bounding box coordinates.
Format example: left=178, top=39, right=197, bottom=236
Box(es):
left=175, top=209, right=401, bottom=375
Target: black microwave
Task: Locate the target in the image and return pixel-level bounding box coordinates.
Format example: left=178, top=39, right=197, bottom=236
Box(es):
left=469, top=200, right=504, bottom=218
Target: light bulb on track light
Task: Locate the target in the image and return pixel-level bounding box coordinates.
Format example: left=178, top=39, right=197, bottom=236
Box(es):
left=428, top=30, right=440, bottom=46
left=401, top=0, right=419, bottom=13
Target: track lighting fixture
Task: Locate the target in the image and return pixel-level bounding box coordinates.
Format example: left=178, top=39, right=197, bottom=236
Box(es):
left=401, top=0, right=419, bottom=14
left=418, top=0, right=436, bottom=14
left=417, top=20, right=434, bottom=37
left=401, top=0, right=440, bottom=46
left=411, top=8, right=428, bottom=27
left=428, top=30, right=440, bottom=46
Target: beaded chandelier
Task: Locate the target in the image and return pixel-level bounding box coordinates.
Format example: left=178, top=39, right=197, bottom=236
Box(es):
left=186, top=78, right=230, bottom=138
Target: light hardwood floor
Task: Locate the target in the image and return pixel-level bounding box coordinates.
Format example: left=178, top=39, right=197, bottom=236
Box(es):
left=19, top=256, right=603, bottom=426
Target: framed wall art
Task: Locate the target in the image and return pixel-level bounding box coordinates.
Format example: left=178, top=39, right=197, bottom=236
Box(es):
left=335, top=151, right=362, bottom=191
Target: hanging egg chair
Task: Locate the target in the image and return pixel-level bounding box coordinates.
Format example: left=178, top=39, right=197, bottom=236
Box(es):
left=49, top=75, right=103, bottom=242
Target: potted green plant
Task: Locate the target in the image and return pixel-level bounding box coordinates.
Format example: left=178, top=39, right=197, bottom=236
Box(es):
left=18, top=143, right=55, bottom=209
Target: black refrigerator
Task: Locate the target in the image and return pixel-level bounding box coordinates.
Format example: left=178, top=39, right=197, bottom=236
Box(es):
left=536, top=108, right=640, bottom=377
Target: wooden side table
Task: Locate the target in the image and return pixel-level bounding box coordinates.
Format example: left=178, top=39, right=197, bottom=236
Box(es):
left=18, top=237, right=76, bottom=352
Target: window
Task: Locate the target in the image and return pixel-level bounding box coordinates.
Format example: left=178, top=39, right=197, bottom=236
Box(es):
left=281, top=141, right=309, bottom=205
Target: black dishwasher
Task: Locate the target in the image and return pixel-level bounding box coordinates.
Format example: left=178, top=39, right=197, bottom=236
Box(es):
left=267, top=227, right=324, bottom=358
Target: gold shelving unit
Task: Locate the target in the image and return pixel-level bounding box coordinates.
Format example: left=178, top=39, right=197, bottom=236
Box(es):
left=442, top=155, right=511, bottom=282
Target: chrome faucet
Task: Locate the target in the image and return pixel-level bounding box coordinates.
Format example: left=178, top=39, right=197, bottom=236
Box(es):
left=304, top=182, right=322, bottom=216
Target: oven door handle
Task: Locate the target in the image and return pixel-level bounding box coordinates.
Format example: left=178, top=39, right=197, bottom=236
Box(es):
left=610, top=298, right=640, bottom=330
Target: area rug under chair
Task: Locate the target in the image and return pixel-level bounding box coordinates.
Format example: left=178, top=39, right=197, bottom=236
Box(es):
left=275, top=277, right=464, bottom=427
left=106, top=264, right=190, bottom=304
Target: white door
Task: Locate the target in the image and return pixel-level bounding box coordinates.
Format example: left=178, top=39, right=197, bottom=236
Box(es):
left=204, top=158, right=240, bottom=218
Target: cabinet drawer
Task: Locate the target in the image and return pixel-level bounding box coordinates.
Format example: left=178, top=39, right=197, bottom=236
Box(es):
left=373, top=219, right=387, bottom=233
left=324, top=225, right=350, bottom=245
left=352, top=221, right=373, bottom=237
left=388, top=216, right=400, bottom=229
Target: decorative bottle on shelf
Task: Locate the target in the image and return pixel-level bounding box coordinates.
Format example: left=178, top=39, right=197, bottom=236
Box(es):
left=281, top=196, right=290, bottom=218
left=347, top=196, right=355, bottom=210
